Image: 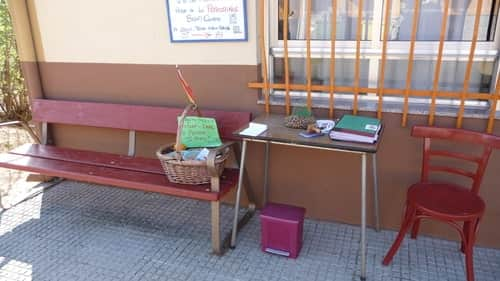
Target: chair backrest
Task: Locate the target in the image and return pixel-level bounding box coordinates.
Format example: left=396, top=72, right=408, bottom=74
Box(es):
left=412, top=126, right=500, bottom=194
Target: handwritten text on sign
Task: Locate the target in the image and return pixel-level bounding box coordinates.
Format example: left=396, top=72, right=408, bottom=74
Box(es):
left=167, top=0, right=247, bottom=42
left=180, top=116, right=222, bottom=148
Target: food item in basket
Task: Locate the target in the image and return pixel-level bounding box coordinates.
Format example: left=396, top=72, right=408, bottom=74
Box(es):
left=194, top=148, right=210, bottom=160
left=181, top=149, right=202, bottom=160
left=175, top=143, right=186, bottom=151
left=164, top=148, right=212, bottom=161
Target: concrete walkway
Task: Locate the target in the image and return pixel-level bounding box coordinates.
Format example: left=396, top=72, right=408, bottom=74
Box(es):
left=0, top=180, right=498, bottom=281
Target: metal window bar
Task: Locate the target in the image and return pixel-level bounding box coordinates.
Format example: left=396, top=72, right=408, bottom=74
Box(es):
left=329, top=0, right=337, bottom=119
left=306, top=0, right=312, bottom=110
left=457, top=0, right=484, bottom=128
left=377, top=0, right=392, bottom=120
left=248, top=83, right=494, bottom=100
left=259, top=0, right=270, bottom=114
left=283, top=0, right=291, bottom=115
left=429, top=0, right=451, bottom=126
left=353, top=0, right=364, bottom=115
left=487, top=74, right=500, bottom=133
left=401, top=0, right=421, bottom=127
left=252, top=0, right=498, bottom=132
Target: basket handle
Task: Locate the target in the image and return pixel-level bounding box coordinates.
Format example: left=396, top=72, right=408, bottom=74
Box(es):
left=207, top=141, right=235, bottom=176
left=175, top=103, right=202, bottom=152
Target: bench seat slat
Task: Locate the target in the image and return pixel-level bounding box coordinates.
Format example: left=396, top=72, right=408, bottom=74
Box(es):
left=10, top=144, right=165, bottom=175
left=0, top=152, right=238, bottom=201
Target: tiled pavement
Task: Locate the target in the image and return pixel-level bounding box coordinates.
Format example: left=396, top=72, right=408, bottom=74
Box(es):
left=0, top=180, right=498, bottom=281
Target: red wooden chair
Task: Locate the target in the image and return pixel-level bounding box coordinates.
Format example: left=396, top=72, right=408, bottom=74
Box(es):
left=382, top=125, right=500, bottom=281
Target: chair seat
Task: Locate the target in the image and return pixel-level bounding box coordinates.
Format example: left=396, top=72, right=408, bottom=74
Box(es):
left=408, top=182, right=485, bottom=219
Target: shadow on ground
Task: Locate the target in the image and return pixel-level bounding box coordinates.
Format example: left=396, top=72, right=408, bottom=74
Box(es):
left=0, top=180, right=498, bottom=281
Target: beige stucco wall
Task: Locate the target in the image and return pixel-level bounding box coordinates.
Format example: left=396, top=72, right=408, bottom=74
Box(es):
left=29, top=0, right=258, bottom=65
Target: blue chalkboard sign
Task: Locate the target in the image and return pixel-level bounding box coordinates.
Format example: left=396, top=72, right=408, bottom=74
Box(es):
left=166, top=0, right=248, bottom=43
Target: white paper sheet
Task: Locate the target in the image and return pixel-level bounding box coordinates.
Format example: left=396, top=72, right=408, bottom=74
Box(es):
left=239, top=122, right=268, bottom=136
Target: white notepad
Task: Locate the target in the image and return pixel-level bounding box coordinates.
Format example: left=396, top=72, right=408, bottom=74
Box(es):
left=239, top=122, right=268, bottom=136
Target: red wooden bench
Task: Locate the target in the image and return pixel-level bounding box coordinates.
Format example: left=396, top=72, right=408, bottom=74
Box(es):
left=0, top=99, right=254, bottom=255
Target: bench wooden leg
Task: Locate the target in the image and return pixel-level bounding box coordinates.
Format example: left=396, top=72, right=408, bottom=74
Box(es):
left=210, top=176, right=222, bottom=255
left=211, top=200, right=221, bottom=255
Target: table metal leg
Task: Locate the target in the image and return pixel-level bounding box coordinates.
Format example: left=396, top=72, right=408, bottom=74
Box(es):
left=372, top=153, right=380, bottom=232
left=231, top=140, right=248, bottom=248
left=361, top=153, right=367, bottom=281
left=263, top=141, right=270, bottom=205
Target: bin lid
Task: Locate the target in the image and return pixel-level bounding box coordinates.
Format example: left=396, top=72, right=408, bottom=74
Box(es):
left=261, top=202, right=306, bottom=222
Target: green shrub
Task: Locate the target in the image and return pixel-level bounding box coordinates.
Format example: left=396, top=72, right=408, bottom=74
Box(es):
left=0, top=0, right=30, bottom=122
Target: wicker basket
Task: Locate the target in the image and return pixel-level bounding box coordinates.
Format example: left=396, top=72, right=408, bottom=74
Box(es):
left=156, top=104, right=229, bottom=185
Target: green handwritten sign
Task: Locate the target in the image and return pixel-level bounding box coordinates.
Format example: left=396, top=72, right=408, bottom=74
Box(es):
left=180, top=116, right=222, bottom=148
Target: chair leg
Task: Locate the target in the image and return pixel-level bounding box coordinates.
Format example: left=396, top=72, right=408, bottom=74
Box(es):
left=464, top=219, right=479, bottom=281
left=461, top=221, right=471, bottom=253
left=410, top=216, right=421, bottom=239
left=382, top=205, right=416, bottom=266
left=464, top=243, right=475, bottom=281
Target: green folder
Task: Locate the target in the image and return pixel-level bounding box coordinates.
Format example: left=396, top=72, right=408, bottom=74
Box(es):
left=334, top=115, right=381, bottom=136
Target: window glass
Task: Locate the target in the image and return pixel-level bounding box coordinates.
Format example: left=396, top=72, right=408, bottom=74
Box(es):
left=271, top=1, right=499, bottom=111
left=388, top=0, right=497, bottom=41
left=278, top=0, right=375, bottom=40
left=273, top=58, right=493, bottom=94
left=273, top=58, right=370, bottom=89
left=383, top=59, right=494, bottom=93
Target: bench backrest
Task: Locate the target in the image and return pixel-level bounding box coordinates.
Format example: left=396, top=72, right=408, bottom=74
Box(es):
left=32, top=99, right=251, bottom=140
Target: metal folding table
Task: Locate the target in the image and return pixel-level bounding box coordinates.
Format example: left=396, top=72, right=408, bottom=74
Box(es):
left=231, top=114, right=382, bottom=281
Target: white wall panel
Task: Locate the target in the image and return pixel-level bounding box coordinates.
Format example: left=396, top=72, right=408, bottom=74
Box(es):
left=31, top=0, right=258, bottom=65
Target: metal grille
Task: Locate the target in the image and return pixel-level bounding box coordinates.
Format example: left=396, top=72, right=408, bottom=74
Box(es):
left=249, top=0, right=500, bottom=133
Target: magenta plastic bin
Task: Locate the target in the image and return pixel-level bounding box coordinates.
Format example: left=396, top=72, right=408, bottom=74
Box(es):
left=260, top=202, right=306, bottom=258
